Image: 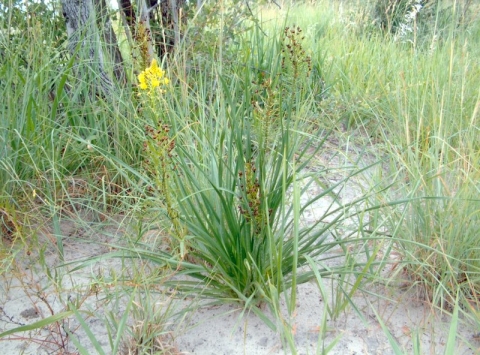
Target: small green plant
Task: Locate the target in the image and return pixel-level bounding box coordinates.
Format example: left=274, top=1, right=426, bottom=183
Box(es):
left=136, top=59, right=187, bottom=257
left=120, top=290, right=178, bottom=355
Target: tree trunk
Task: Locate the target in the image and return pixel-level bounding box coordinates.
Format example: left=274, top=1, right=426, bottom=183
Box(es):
left=169, top=0, right=181, bottom=48
left=60, top=0, right=122, bottom=96
left=118, top=0, right=137, bottom=31
left=116, top=0, right=135, bottom=57
left=97, top=0, right=126, bottom=85
left=118, top=0, right=187, bottom=65
left=138, top=0, right=155, bottom=66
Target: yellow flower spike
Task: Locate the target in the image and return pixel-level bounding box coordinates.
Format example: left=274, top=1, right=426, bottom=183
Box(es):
left=137, top=58, right=169, bottom=93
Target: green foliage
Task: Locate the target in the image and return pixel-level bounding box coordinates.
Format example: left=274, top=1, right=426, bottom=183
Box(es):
left=139, top=26, right=318, bottom=304
left=128, top=24, right=379, bottom=335
left=306, top=0, right=480, bottom=312
left=369, top=0, right=478, bottom=46
left=181, top=0, right=257, bottom=65
left=271, top=0, right=479, bottom=335
left=118, top=288, right=177, bottom=355
left=372, top=0, right=425, bottom=33
left=0, top=0, right=145, bottom=208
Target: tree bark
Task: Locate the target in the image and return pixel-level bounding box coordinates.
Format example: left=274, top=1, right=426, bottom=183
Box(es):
left=138, top=0, right=155, bottom=65
left=61, top=0, right=122, bottom=95
left=169, top=0, right=181, bottom=48
left=97, top=0, right=126, bottom=85
left=116, top=0, right=135, bottom=55
left=118, top=0, right=137, bottom=31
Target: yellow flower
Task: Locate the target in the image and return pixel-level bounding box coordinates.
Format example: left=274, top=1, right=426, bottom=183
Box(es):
left=149, top=59, right=161, bottom=75
left=151, top=78, right=161, bottom=88
left=137, top=59, right=169, bottom=92
left=138, top=72, right=148, bottom=90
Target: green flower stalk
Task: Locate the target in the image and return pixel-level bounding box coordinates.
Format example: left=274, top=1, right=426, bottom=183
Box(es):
left=138, top=60, right=187, bottom=257
left=144, top=124, right=186, bottom=256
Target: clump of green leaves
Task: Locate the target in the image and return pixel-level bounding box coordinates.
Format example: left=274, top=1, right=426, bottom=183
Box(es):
left=131, top=26, right=374, bottom=335
left=120, top=291, right=178, bottom=355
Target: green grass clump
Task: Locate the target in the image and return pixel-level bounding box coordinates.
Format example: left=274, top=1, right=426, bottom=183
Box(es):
left=121, top=24, right=380, bottom=339
left=0, top=3, right=146, bottom=230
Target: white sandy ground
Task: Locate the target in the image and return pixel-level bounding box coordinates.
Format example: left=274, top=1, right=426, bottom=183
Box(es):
left=1, top=138, right=479, bottom=354
left=1, top=217, right=479, bottom=355
left=2, top=201, right=479, bottom=354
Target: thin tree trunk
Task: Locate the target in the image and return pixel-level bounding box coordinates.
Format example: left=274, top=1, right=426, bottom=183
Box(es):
left=118, top=0, right=187, bottom=64
left=169, top=0, right=180, bottom=48
left=116, top=0, right=135, bottom=54
left=154, top=0, right=185, bottom=58
left=138, top=0, right=155, bottom=66
left=97, top=0, right=126, bottom=85
left=118, top=0, right=137, bottom=31
left=118, top=0, right=155, bottom=67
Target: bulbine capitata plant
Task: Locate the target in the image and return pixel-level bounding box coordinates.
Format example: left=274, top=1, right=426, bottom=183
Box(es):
left=118, top=26, right=379, bottom=333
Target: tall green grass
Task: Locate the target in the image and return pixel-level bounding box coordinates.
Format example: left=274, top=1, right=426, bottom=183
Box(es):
left=0, top=8, right=145, bottom=228
left=276, top=0, right=480, bottom=315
